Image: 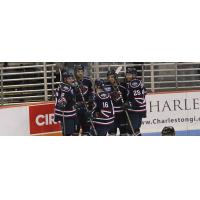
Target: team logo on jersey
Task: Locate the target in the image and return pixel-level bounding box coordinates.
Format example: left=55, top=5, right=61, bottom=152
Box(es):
left=99, top=92, right=109, bottom=99
left=62, top=84, right=71, bottom=92
left=58, top=97, right=67, bottom=108
left=130, top=80, right=141, bottom=88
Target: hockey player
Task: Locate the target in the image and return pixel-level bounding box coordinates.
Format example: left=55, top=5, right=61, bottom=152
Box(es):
left=74, top=64, right=93, bottom=136
left=161, top=126, right=176, bottom=136
left=90, top=79, right=115, bottom=136
left=54, top=71, right=78, bottom=136
left=104, top=70, right=128, bottom=136
left=125, top=67, right=147, bottom=136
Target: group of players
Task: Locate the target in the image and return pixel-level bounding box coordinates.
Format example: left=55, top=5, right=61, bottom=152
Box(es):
left=54, top=64, right=148, bottom=136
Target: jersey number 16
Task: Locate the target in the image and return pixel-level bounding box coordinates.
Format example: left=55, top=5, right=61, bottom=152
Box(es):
left=103, top=102, right=109, bottom=108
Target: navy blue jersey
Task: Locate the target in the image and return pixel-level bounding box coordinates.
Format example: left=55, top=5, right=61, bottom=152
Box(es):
left=104, top=82, right=127, bottom=113
left=75, top=77, right=93, bottom=102
left=92, top=92, right=115, bottom=126
left=127, top=79, right=147, bottom=113
left=122, top=79, right=147, bottom=96
left=54, top=83, right=77, bottom=122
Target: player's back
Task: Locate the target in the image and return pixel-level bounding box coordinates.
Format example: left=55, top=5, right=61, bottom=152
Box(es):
left=92, top=91, right=115, bottom=125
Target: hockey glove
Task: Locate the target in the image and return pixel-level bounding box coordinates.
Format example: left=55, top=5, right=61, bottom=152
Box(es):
left=122, top=102, right=130, bottom=111
left=75, top=102, right=85, bottom=111
left=85, top=111, right=93, bottom=120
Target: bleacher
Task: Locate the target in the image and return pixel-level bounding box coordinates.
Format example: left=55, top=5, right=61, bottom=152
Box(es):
left=0, top=62, right=200, bottom=105
left=90, top=62, right=200, bottom=92
left=0, top=62, right=56, bottom=105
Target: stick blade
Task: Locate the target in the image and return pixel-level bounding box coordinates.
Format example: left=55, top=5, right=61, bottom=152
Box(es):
left=115, top=66, right=123, bottom=74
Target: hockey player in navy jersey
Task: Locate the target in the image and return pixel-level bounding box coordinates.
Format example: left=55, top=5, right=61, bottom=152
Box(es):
left=54, top=71, right=78, bottom=136
left=104, top=70, right=128, bottom=136
left=73, top=64, right=94, bottom=136
left=125, top=67, right=147, bottom=136
left=90, top=79, right=115, bottom=136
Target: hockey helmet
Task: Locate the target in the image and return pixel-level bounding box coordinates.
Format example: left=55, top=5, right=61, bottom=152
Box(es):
left=126, top=67, right=137, bottom=76
left=74, top=64, right=84, bottom=72
left=62, top=71, right=74, bottom=80
left=161, top=126, right=175, bottom=136
left=107, top=69, right=116, bottom=77
left=95, top=79, right=105, bottom=89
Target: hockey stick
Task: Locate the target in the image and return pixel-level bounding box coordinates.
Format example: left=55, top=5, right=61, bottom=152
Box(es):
left=114, top=66, right=136, bottom=136
left=62, top=110, right=66, bottom=136
left=115, top=66, right=123, bottom=75
left=59, top=68, right=62, bottom=82
left=73, top=74, right=98, bottom=136
left=55, top=68, right=65, bottom=135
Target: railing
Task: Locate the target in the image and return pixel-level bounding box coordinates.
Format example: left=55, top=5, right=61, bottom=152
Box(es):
left=0, top=63, right=59, bottom=105
left=91, top=62, right=200, bottom=92
left=0, top=62, right=90, bottom=106
left=1, top=62, right=200, bottom=105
